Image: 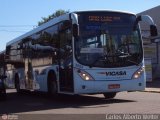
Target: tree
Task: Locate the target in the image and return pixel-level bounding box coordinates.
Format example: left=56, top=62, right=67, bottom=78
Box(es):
left=38, top=9, right=69, bottom=26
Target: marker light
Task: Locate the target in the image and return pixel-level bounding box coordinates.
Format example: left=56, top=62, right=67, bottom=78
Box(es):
left=77, top=69, right=94, bottom=81
left=132, top=67, right=144, bottom=79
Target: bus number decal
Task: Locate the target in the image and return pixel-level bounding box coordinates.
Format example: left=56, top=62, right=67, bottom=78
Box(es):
left=75, top=63, right=83, bottom=69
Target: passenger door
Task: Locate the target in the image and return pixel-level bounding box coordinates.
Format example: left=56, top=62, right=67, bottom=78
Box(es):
left=59, top=21, right=74, bottom=92
left=24, top=40, right=34, bottom=90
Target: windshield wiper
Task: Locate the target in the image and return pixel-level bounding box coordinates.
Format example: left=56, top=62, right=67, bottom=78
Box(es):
left=116, top=52, right=139, bottom=66
left=116, top=51, right=131, bottom=58
left=117, top=52, right=139, bottom=66
left=127, top=59, right=139, bottom=66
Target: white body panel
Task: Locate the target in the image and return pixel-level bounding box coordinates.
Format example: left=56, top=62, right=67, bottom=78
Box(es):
left=73, top=66, right=146, bottom=94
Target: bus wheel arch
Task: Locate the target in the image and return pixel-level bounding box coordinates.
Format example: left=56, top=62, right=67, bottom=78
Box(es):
left=47, top=70, right=58, bottom=96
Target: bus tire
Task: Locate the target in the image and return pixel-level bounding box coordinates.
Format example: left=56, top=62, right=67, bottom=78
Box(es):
left=15, top=74, right=21, bottom=93
left=103, top=92, right=117, bottom=99
left=47, top=71, right=58, bottom=97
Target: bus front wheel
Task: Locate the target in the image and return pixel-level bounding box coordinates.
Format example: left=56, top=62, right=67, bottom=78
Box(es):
left=103, top=92, right=117, bottom=99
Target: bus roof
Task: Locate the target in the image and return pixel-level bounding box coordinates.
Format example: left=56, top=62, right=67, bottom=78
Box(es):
left=6, top=10, right=135, bottom=46
left=74, top=9, right=135, bottom=15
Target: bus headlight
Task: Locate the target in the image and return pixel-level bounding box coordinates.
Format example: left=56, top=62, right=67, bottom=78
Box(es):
left=77, top=69, right=94, bottom=81
left=132, top=67, right=144, bottom=79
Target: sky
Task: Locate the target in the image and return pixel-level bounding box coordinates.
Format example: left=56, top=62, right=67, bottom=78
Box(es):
left=0, top=0, right=159, bottom=51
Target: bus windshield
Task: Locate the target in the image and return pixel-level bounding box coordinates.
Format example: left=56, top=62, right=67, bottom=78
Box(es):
left=75, top=12, right=143, bottom=68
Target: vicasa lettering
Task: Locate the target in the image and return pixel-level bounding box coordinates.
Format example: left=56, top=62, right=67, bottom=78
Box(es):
left=106, top=71, right=126, bottom=76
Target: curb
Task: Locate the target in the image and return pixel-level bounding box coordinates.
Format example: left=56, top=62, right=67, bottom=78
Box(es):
left=142, top=90, right=160, bottom=93
left=142, top=88, right=160, bottom=93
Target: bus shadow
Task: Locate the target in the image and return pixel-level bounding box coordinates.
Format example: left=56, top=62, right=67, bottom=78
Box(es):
left=0, top=90, right=136, bottom=114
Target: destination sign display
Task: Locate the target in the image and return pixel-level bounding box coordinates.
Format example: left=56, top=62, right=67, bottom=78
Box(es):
left=88, top=16, right=121, bottom=22
left=77, top=12, right=136, bottom=25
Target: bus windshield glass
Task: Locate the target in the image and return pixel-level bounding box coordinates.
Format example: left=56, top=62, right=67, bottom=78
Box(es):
left=75, top=11, right=143, bottom=68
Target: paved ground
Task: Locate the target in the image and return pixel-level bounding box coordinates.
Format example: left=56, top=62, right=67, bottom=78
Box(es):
left=0, top=81, right=160, bottom=120
left=1, top=90, right=160, bottom=120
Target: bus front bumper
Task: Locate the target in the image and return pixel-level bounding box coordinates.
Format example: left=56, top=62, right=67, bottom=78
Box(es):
left=74, top=79, right=145, bottom=94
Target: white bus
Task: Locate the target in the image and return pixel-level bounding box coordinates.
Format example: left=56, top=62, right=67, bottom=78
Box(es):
left=5, top=10, right=157, bottom=99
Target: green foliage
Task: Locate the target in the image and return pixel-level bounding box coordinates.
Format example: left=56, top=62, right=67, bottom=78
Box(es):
left=38, top=9, right=69, bottom=26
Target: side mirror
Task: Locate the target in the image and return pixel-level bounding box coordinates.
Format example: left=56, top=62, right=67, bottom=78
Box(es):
left=150, top=25, right=158, bottom=37
left=73, top=24, right=79, bottom=37
left=136, top=15, right=158, bottom=42
left=133, top=16, right=141, bottom=31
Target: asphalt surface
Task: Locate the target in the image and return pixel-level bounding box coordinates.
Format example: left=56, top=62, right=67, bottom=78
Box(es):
left=0, top=80, right=159, bottom=120
left=0, top=89, right=160, bottom=120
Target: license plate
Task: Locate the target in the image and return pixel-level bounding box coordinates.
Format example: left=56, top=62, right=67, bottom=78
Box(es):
left=108, top=84, right=120, bottom=89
